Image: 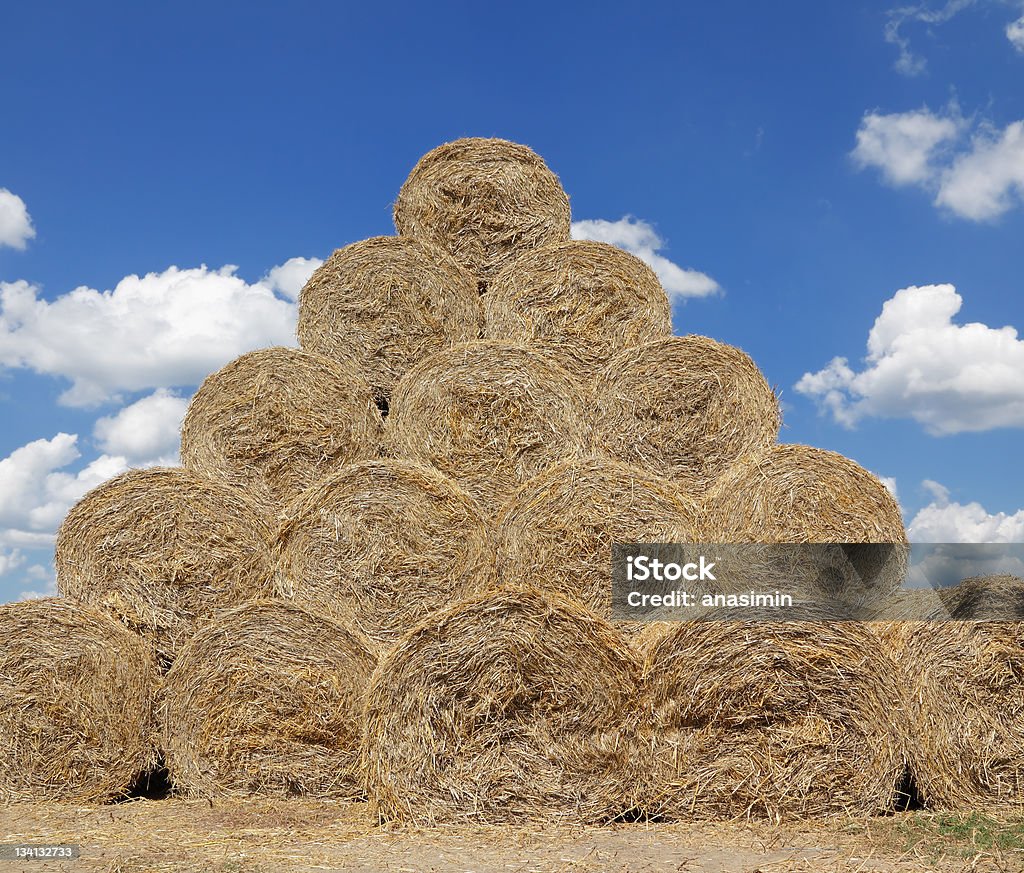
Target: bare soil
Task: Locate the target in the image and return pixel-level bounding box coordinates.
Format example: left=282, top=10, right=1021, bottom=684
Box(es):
left=1, top=799, right=1022, bottom=873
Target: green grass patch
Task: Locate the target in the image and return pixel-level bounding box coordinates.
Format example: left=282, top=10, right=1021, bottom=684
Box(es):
left=894, top=811, right=1024, bottom=858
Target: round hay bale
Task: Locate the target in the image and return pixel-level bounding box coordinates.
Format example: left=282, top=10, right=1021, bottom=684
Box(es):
left=641, top=609, right=907, bottom=820
left=593, top=335, right=780, bottom=489
left=275, top=459, right=494, bottom=649
left=703, top=445, right=909, bottom=600
left=179, top=347, right=383, bottom=516
left=940, top=574, right=1024, bottom=620
left=393, top=137, right=571, bottom=287
left=483, top=240, right=672, bottom=380
left=56, top=467, right=275, bottom=666
left=487, top=456, right=701, bottom=623
left=899, top=620, right=1024, bottom=808
left=162, top=600, right=376, bottom=799
left=362, top=586, right=647, bottom=825
left=0, top=598, right=158, bottom=803
left=297, top=236, right=481, bottom=404
left=385, top=340, right=595, bottom=515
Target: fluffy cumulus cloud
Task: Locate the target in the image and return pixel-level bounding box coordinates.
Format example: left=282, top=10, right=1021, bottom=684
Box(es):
left=0, top=548, right=25, bottom=577
left=936, top=120, right=1024, bottom=220
left=853, top=106, right=1024, bottom=220
left=93, top=389, right=188, bottom=464
left=570, top=217, right=721, bottom=300
left=263, top=256, right=323, bottom=300
left=0, top=264, right=298, bottom=406
left=908, top=480, right=1024, bottom=541
left=0, top=434, right=127, bottom=549
left=852, top=108, right=962, bottom=185
left=796, top=284, right=1024, bottom=435
left=0, top=188, right=36, bottom=250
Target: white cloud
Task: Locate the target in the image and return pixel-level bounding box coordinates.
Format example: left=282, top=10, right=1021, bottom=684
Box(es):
left=852, top=107, right=962, bottom=185
left=93, top=389, right=188, bottom=465
left=570, top=217, right=721, bottom=300
left=853, top=107, right=1024, bottom=220
left=17, top=566, right=57, bottom=602
left=796, top=284, right=1024, bottom=435
left=0, top=188, right=36, bottom=250
left=908, top=480, right=1024, bottom=541
left=264, top=256, right=323, bottom=301
left=0, top=548, right=25, bottom=577
left=0, top=264, right=297, bottom=407
left=883, top=0, right=978, bottom=76
left=878, top=476, right=900, bottom=502
left=1009, top=14, right=1024, bottom=50
left=935, top=120, right=1024, bottom=220
left=0, top=433, right=127, bottom=549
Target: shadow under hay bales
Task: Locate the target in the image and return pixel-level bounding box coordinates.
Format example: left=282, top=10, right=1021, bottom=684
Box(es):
left=122, top=757, right=173, bottom=802
left=892, top=769, right=926, bottom=813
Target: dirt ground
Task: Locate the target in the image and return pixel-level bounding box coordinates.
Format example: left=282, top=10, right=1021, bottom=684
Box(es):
left=2, top=799, right=1023, bottom=873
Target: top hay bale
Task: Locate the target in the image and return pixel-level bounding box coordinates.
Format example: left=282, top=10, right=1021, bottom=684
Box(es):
left=393, top=138, right=571, bottom=288
left=385, top=340, right=595, bottom=516
left=483, top=240, right=672, bottom=380
left=297, top=236, right=481, bottom=404
left=362, top=586, right=646, bottom=825
left=593, top=335, right=780, bottom=489
left=56, top=466, right=275, bottom=666
left=180, top=347, right=383, bottom=516
left=704, top=444, right=909, bottom=601
left=0, top=598, right=159, bottom=803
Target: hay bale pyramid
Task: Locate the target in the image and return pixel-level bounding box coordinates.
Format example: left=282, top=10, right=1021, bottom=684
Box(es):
left=9, top=134, right=983, bottom=823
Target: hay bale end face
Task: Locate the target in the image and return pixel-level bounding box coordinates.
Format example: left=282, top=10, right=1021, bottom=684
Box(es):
left=393, top=138, right=571, bottom=287
left=484, top=240, right=672, bottom=380
left=385, top=340, right=595, bottom=516
left=275, top=459, right=494, bottom=649
left=56, top=467, right=275, bottom=665
left=899, top=620, right=1024, bottom=808
left=180, top=347, right=383, bottom=516
left=0, top=598, right=159, bottom=803
left=297, top=236, right=481, bottom=404
left=487, top=456, right=701, bottom=623
left=594, top=335, right=780, bottom=489
left=162, top=600, right=376, bottom=799
left=641, top=611, right=908, bottom=820
left=703, top=444, right=909, bottom=600
left=940, top=574, right=1024, bottom=620
left=362, top=587, right=647, bottom=825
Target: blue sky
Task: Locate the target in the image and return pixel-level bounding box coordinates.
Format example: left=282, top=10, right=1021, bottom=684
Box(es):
left=2, top=1, right=1023, bottom=600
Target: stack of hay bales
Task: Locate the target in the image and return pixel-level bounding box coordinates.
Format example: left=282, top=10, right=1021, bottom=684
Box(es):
left=12, top=135, right=917, bottom=822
